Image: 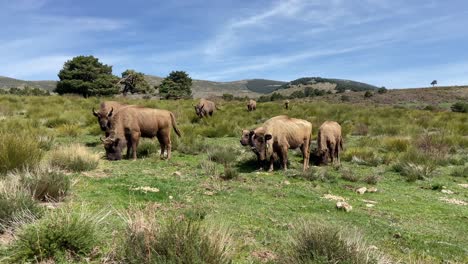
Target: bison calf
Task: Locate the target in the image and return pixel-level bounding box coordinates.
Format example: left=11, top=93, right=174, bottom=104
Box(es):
left=102, top=106, right=181, bottom=161
left=251, top=115, right=311, bottom=171
left=247, top=99, right=256, bottom=111
left=194, top=98, right=220, bottom=118
left=314, top=121, right=343, bottom=165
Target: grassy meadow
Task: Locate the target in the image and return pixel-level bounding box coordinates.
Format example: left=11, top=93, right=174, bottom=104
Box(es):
left=0, top=94, right=467, bottom=263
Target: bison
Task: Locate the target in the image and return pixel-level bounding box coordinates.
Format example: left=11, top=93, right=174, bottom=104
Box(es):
left=247, top=99, right=257, bottom=111
left=194, top=99, right=220, bottom=118
left=284, top=100, right=290, bottom=110
left=250, top=115, right=312, bottom=171
left=314, top=121, right=343, bottom=165
left=101, top=106, right=181, bottom=161
left=92, top=101, right=128, bottom=136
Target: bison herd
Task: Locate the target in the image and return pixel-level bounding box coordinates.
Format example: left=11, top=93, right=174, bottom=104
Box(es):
left=93, top=99, right=343, bottom=171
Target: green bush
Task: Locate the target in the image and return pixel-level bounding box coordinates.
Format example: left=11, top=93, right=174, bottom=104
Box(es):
left=0, top=132, right=43, bottom=174
left=207, top=146, right=240, bottom=166
left=451, top=102, right=468, bottom=113
left=8, top=208, right=106, bottom=263
left=123, top=215, right=232, bottom=264
left=451, top=166, right=468, bottom=178
left=395, top=162, right=436, bottom=182
left=221, top=166, right=239, bottom=180
left=283, top=221, right=382, bottom=264
left=14, top=166, right=70, bottom=201
left=340, top=168, right=359, bottom=182
left=136, top=140, right=158, bottom=158
left=177, top=136, right=208, bottom=155
left=381, top=137, right=410, bottom=152
left=49, top=144, right=99, bottom=172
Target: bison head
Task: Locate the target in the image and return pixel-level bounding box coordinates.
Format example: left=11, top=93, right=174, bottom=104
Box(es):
left=240, top=129, right=254, bottom=146
left=194, top=104, right=205, bottom=117
left=251, top=130, right=273, bottom=161
left=93, top=107, right=114, bottom=131
left=101, top=136, right=123, bottom=161
left=310, top=148, right=328, bottom=166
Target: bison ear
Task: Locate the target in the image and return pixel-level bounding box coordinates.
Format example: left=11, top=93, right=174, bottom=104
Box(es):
left=113, top=138, right=120, bottom=146
left=265, top=134, right=273, bottom=141
left=249, top=130, right=255, bottom=136
left=92, top=108, right=99, bottom=117
left=107, top=107, right=114, bottom=117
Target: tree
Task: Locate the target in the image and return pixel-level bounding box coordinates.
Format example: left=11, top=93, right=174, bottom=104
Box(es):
left=55, top=56, right=119, bottom=97
left=119, top=70, right=153, bottom=95
left=377, top=87, right=387, bottom=94
left=158, top=71, right=192, bottom=99
left=451, top=102, right=468, bottom=113
left=222, top=94, right=234, bottom=101
left=364, top=91, right=373, bottom=98
left=431, top=80, right=437, bottom=87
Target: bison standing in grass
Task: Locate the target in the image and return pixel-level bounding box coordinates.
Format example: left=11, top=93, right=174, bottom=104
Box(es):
left=250, top=115, right=312, bottom=171
left=247, top=99, right=257, bottom=111
left=92, top=101, right=129, bottom=136
left=313, top=121, right=343, bottom=165
left=194, top=98, right=220, bottom=118
left=101, top=106, right=181, bottom=160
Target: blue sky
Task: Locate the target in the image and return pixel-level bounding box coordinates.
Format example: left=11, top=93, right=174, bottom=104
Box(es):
left=1, top=0, right=468, bottom=88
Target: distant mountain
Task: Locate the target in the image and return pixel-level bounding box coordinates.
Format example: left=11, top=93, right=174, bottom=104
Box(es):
left=0, top=74, right=377, bottom=98
left=0, top=76, right=56, bottom=91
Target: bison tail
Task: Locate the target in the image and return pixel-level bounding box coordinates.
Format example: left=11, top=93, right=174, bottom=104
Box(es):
left=339, top=136, right=344, bottom=151
left=170, top=112, right=182, bottom=137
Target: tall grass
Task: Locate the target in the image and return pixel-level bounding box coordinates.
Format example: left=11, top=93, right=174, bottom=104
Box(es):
left=49, top=144, right=99, bottom=172
left=0, top=132, right=43, bottom=174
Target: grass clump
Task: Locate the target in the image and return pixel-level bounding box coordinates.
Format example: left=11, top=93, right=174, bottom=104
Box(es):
left=49, top=144, right=99, bottom=172
left=0, top=132, right=43, bottom=174
left=340, top=168, right=359, bottom=182
left=396, top=162, right=436, bottom=182
left=207, top=146, right=240, bottom=166
left=122, top=210, right=233, bottom=264
left=0, top=177, right=41, bottom=233
left=343, top=147, right=382, bottom=166
left=177, top=135, right=208, bottom=155
left=137, top=140, right=158, bottom=158
left=381, top=137, right=410, bottom=152
left=7, top=207, right=107, bottom=263
left=12, top=166, right=70, bottom=201
left=37, top=135, right=55, bottom=151
left=283, top=221, right=384, bottom=264
left=221, top=166, right=239, bottom=180
left=451, top=166, right=468, bottom=178
left=56, top=124, right=82, bottom=137
left=363, top=174, right=380, bottom=185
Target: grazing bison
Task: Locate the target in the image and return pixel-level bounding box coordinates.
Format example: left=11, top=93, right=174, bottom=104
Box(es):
left=251, top=115, right=312, bottom=171
left=247, top=99, right=257, bottom=111
left=194, top=99, right=220, bottom=118
left=101, top=106, right=181, bottom=161
left=314, top=121, right=343, bottom=165
left=92, top=101, right=128, bottom=136
left=284, top=100, right=290, bottom=110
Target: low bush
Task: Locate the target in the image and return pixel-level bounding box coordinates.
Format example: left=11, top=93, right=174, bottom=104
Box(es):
left=341, top=168, right=359, bottom=182
left=136, top=140, right=158, bottom=158
left=123, top=211, right=232, bottom=264
left=451, top=102, right=468, bottom=113
left=221, top=166, right=239, bottom=180
left=283, top=221, right=383, bottom=264
left=177, top=135, right=208, bottom=155
left=343, top=147, right=382, bottom=166
left=37, top=135, right=55, bottom=151
left=451, top=166, right=468, bottom=178
left=0, top=132, right=43, bottom=175
left=12, top=166, right=70, bottom=201
left=208, top=146, right=240, bottom=166
left=7, top=207, right=107, bottom=263
left=381, top=137, right=410, bottom=152
left=363, top=174, right=380, bottom=185
left=49, top=144, right=99, bottom=172
left=395, top=162, right=436, bottom=182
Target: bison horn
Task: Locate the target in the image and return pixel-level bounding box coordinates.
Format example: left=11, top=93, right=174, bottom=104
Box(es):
left=92, top=107, right=99, bottom=117
left=107, top=107, right=114, bottom=117
left=100, top=136, right=105, bottom=143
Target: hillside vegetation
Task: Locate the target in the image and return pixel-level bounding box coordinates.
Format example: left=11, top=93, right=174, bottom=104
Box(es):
left=0, top=95, right=466, bottom=263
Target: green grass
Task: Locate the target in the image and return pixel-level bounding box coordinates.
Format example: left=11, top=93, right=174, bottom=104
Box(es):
left=0, top=95, right=467, bottom=263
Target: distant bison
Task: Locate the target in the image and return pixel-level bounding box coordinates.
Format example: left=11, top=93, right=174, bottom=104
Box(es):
left=314, top=121, right=343, bottom=165
left=251, top=115, right=312, bottom=171
left=247, top=99, right=257, bottom=111
left=284, top=100, right=290, bottom=110
left=92, top=101, right=128, bottom=136
left=194, top=99, right=220, bottom=118
left=101, top=106, right=181, bottom=161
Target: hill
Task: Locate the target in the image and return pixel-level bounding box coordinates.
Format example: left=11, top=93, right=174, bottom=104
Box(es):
left=0, top=76, right=56, bottom=91
left=276, top=77, right=379, bottom=95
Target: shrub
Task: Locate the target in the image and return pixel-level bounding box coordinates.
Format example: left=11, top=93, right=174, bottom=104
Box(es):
left=283, top=221, right=382, bottom=264
left=37, top=135, right=55, bottom=151
left=207, top=146, right=240, bottom=166
left=8, top=207, right=107, bottom=263
left=352, top=123, right=369, bottom=136
left=451, top=166, right=468, bottom=178
left=377, top=87, right=387, bottom=94
left=221, top=166, right=239, bottom=180
left=294, top=167, right=334, bottom=182
left=12, top=166, right=70, bottom=201
left=382, top=137, right=410, bottom=152
left=178, top=136, right=208, bottom=155
left=363, top=174, right=380, bottom=185
left=364, top=91, right=373, bottom=98
left=0, top=132, right=43, bottom=174
left=199, top=160, right=220, bottom=177
left=341, top=168, right=359, bottom=182
left=49, top=144, right=99, bottom=172
left=123, top=212, right=232, bottom=264
left=396, top=162, right=436, bottom=182
left=340, top=95, right=350, bottom=102
left=451, top=102, right=468, bottom=113
left=0, top=177, right=41, bottom=232
left=343, top=147, right=382, bottom=166
left=136, top=140, right=158, bottom=158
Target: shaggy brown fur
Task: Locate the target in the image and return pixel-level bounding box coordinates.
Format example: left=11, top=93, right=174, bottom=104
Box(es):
left=194, top=98, right=220, bottom=118
left=317, top=121, right=343, bottom=165
left=251, top=115, right=312, bottom=171
left=247, top=99, right=257, bottom=111
left=102, top=106, right=181, bottom=161
left=92, top=101, right=129, bottom=135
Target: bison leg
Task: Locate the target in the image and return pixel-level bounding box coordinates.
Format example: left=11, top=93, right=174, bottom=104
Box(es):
left=125, top=134, right=132, bottom=159
left=301, top=139, right=311, bottom=171
left=329, top=143, right=336, bottom=165
left=281, top=147, right=289, bottom=171
left=131, top=132, right=140, bottom=160
left=267, top=157, right=274, bottom=172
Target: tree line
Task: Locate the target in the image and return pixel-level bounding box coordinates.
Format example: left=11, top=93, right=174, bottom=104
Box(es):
left=54, top=55, right=192, bottom=99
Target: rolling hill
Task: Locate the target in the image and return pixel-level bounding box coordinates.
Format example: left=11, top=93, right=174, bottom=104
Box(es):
left=0, top=76, right=56, bottom=91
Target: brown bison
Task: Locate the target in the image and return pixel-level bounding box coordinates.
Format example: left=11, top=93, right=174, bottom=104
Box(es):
left=314, top=121, right=343, bottom=165
left=194, top=99, right=220, bottom=118
left=101, top=106, right=181, bottom=161
left=92, top=101, right=128, bottom=135
left=250, top=115, right=312, bottom=171
left=247, top=99, right=257, bottom=111
left=284, top=100, right=290, bottom=110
